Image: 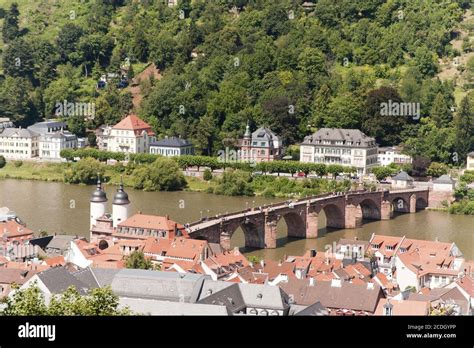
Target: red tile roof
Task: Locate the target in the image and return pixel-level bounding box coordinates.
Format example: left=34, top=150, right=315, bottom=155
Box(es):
left=456, top=275, right=474, bottom=297
left=118, top=213, right=186, bottom=234
left=0, top=220, right=34, bottom=240
left=112, top=114, right=155, bottom=136
left=44, top=256, right=65, bottom=267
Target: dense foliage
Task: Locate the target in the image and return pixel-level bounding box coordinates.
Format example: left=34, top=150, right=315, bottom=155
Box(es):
left=2, top=284, right=129, bottom=316
left=1, top=0, right=472, bottom=166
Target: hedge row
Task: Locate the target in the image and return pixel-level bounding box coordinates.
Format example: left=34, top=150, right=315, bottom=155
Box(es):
left=60, top=150, right=358, bottom=177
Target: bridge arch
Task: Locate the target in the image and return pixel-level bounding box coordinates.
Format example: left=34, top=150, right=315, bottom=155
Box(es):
left=317, top=203, right=345, bottom=229
left=358, top=198, right=381, bottom=220
left=226, top=219, right=263, bottom=249
left=416, top=197, right=428, bottom=210
left=391, top=196, right=410, bottom=213
left=276, top=211, right=307, bottom=239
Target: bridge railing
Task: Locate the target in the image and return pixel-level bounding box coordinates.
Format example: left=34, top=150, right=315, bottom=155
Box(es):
left=187, top=188, right=429, bottom=229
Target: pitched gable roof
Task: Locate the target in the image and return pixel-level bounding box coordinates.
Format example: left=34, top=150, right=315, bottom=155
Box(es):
left=112, top=114, right=155, bottom=136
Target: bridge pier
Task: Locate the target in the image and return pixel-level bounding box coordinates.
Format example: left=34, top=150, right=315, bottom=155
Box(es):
left=345, top=204, right=362, bottom=229
left=189, top=189, right=430, bottom=250
left=306, top=210, right=319, bottom=238
left=381, top=201, right=392, bottom=220
left=264, top=215, right=277, bottom=249
left=220, top=231, right=231, bottom=251
left=410, top=194, right=416, bottom=213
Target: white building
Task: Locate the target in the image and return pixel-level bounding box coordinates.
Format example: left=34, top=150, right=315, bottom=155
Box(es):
left=467, top=152, right=474, bottom=170
left=27, top=120, right=66, bottom=134
left=0, top=117, right=13, bottom=130
left=432, top=175, right=455, bottom=192
left=149, top=137, right=194, bottom=157
left=38, top=131, right=77, bottom=160
left=0, top=128, right=39, bottom=159
left=391, top=171, right=414, bottom=189
left=107, top=114, right=155, bottom=154
left=96, top=125, right=112, bottom=151
left=377, top=146, right=412, bottom=167
left=300, top=128, right=378, bottom=175
left=26, top=120, right=78, bottom=161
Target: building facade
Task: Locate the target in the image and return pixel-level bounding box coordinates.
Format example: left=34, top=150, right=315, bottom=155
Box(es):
left=0, top=118, right=13, bottom=130
left=107, top=114, right=155, bottom=154
left=237, top=125, right=283, bottom=162
left=95, top=125, right=112, bottom=151
left=0, top=128, right=39, bottom=159
left=377, top=146, right=412, bottom=167
left=467, top=151, right=474, bottom=170
left=300, top=128, right=378, bottom=175
left=38, top=131, right=77, bottom=160
left=149, top=137, right=194, bottom=157
left=27, top=120, right=67, bottom=134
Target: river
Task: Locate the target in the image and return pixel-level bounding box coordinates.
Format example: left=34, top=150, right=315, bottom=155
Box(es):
left=0, top=179, right=473, bottom=259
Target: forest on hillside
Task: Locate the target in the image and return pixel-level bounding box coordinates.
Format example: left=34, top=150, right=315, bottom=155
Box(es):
left=0, top=0, right=473, bottom=167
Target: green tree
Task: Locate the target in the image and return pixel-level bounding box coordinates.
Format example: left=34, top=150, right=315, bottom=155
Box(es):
left=0, top=77, right=39, bottom=126
left=361, top=87, right=409, bottom=146
left=56, top=23, right=84, bottom=64
left=324, top=93, right=362, bottom=129
left=2, top=3, right=20, bottom=43
left=63, top=157, right=105, bottom=184
left=203, top=168, right=213, bottom=181
left=454, top=96, right=474, bottom=161
left=371, top=166, right=395, bottom=181
left=132, top=157, right=187, bottom=191
left=0, top=155, right=6, bottom=169
left=2, top=38, right=35, bottom=79
left=413, top=46, right=438, bottom=77
left=426, top=162, right=449, bottom=177
left=2, top=284, right=47, bottom=315
left=125, top=250, right=153, bottom=270
left=430, top=92, right=452, bottom=127
left=3, top=284, right=129, bottom=316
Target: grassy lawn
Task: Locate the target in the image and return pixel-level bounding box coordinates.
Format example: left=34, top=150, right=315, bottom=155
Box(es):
left=184, top=176, right=212, bottom=192
left=0, top=161, right=66, bottom=182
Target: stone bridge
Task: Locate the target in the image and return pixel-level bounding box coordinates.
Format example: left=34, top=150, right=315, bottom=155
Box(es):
left=187, top=189, right=429, bottom=250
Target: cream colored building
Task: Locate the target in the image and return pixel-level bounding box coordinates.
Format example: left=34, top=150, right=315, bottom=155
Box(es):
left=300, top=128, right=378, bottom=175
left=38, top=131, right=78, bottom=160
left=0, top=128, right=39, bottom=159
left=467, top=152, right=474, bottom=170
left=107, top=114, right=155, bottom=154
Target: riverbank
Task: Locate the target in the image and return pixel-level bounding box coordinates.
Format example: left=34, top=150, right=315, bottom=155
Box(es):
left=0, top=161, right=212, bottom=193
left=0, top=160, right=352, bottom=199
left=1, top=178, right=473, bottom=260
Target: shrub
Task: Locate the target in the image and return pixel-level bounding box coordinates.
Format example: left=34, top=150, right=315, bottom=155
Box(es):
left=0, top=156, right=6, bottom=169
left=203, top=168, right=212, bottom=181
left=132, top=157, right=187, bottom=191
left=63, top=157, right=105, bottom=184
left=13, top=160, right=23, bottom=168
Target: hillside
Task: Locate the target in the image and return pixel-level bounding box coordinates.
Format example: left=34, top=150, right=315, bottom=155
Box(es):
left=0, top=0, right=473, bottom=167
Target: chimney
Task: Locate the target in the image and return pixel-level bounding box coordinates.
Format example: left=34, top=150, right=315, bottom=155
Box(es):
left=260, top=259, right=265, bottom=268
left=367, top=282, right=374, bottom=290
left=166, top=214, right=170, bottom=220
left=310, top=249, right=316, bottom=257
left=309, top=277, right=315, bottom=286
left=331, top=279, right=342, bottom=288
